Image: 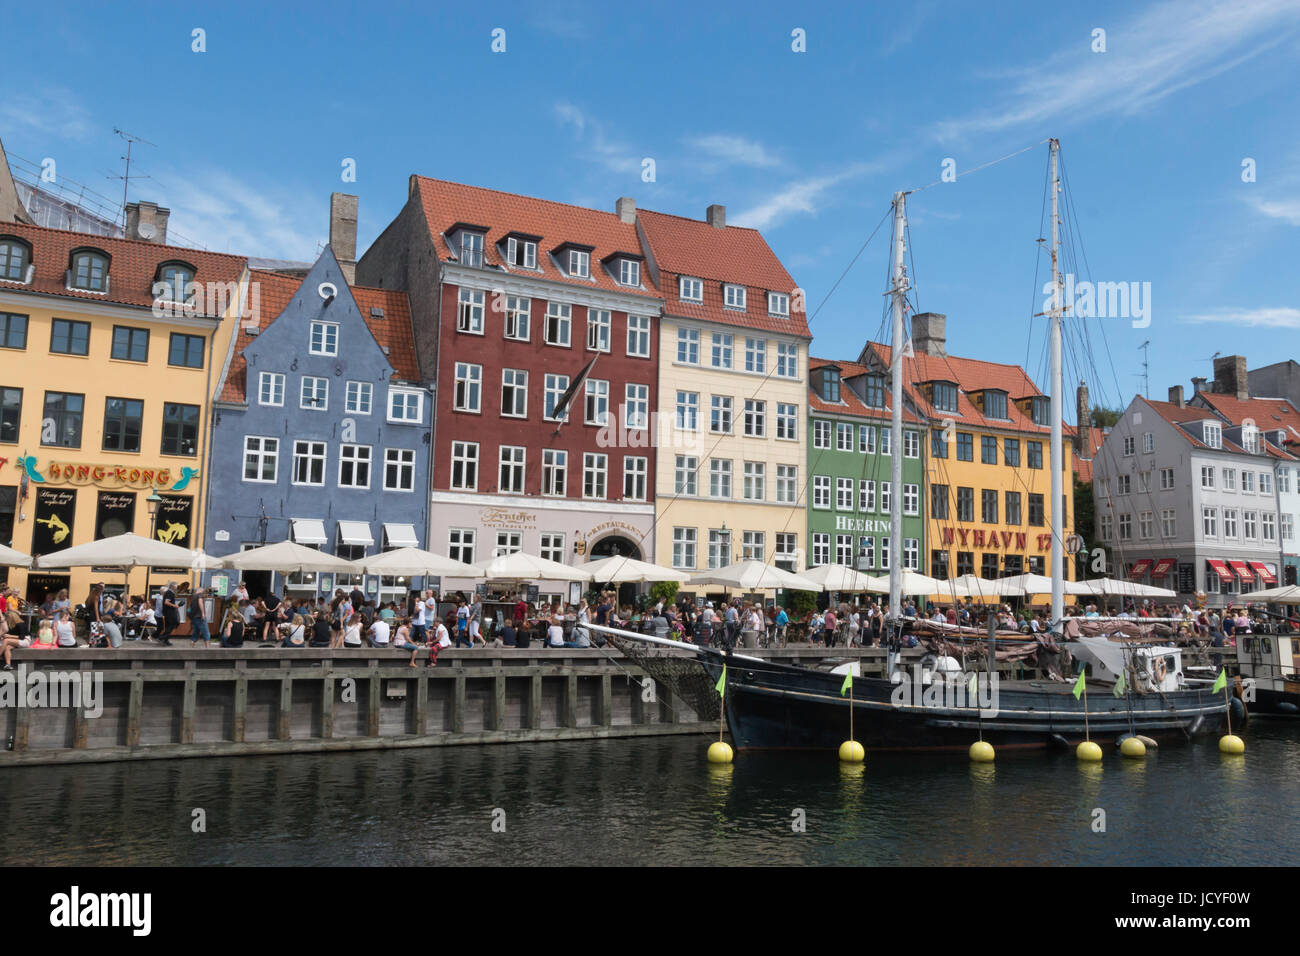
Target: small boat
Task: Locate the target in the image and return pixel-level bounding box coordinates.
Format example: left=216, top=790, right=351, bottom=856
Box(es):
left=1235, top=629, right=1300, bottom=717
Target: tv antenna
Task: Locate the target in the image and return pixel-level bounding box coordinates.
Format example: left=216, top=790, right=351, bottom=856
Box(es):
left=110, top=128, right=156, bottom=230
left=1138, top=339, right=1150, bottom=398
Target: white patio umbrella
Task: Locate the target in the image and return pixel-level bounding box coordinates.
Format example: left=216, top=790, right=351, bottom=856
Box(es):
left=472, top=551, right=592, bottom=583
left=218, top=539, right=357, bottom=574
left=933, top=574, right=1024, bottom=601
left=0, top=543, right=32, bottom=568
left=36, top=532, right=220, bottom=571
left=1076, top=577, right=1176, bottom=599
left=864, top=569, right=944, bottom=596
left=799, top=563, right=877, bottom=593
left=354, top=547, right=481, bottom=578
left=997, top=572, right=1096, bottom=597
left=580, top=555, right=691, bottom=584
left=688, top=559, right=820, bottom=592
left=1239, top=584, right=1300, bottom=604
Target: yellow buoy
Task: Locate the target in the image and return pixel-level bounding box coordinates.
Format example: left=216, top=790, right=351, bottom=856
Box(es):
left=707, top=741, right=734, bottom=764
left=1077, top=740, right=1104, bottom=762
left=838, top=740, right=865, bottom=763
left=1219, top=734, right=1245, bottom=755
left=1120, top=736, right=1147, bottom=759
left=969, top=740, right=995, bottom=763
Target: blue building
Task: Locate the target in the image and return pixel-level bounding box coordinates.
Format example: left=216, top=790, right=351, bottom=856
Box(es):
left=203, top=246, right=431, bottom=604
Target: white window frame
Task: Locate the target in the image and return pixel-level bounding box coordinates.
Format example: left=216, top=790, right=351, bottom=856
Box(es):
left=674, top=455, right=698, bottom=496
left=583, top=452, right=607, bottom=500
left=338, top=443, right=372, bottom=489
left=504, top=296, right=531, bottom=341
left=724, top=284, right=747, bottom=310
left=545, top=302, right=571, bottom=347
left=585, top=378, right=609, bottom=426
left=625, top=383, right=649, bottom=430
left=623, top=456, right=648, bottom=501
left=453, top=364, right=482, bottom=413
left=569, top=249, right=590, bottom=278
left=501, top=369, right=528, bottom=418
left=299, top=375, right=328, bottom=411
left=498, top=445, right=526, bottom=494
left=345, top=380, right=373, bottom=415
left=619, top=259, right=640, bottom=287
left=310, top=321, right=339, bottom=356
left=676, top=327, right=700, bottom=364
left=384, top=447, right=416, bottom=492
left=258, top=372, right=284, bottom=407
left=586, top=309, right=611, bottom=352
left=709, top=459, right=732, bottom=499
left=768, top=292, right=789, bottom=317
left=542, top=449, right=567, bottom=497
left=679, top=276, right=703, bottom=302
left=710, top=332, right=733, bottom=369
left=743, top=461, right=766, bottom=501
left=451, top=441, right=479, bottom=491
left=292, top=439, right=327, bottom=487
left=544, top=374, right=570, bottom=422
left=457, top=289, right=485, bottom=334
left=243, top=436, right=278, bottom=483
left=626, top=314, right=651, bottom=357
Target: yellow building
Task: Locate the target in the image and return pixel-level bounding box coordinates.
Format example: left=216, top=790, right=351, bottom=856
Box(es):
left=0, top=219, right=249, bottom=603
left=862, top=314, right=1075, bottom=586
left=637, top=207, right=811, bottom=573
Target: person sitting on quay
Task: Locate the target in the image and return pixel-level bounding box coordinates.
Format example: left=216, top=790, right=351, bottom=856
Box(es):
left=220, top=608, right=245, bottom=648
left=281, top=613, right=308, bottom=648
left=342, top=607, right=364, bottom=648
left=390, top=619, right=421, bottom=667
left=427, top=616, right=451, bottom=667
left=367, top=614, right=390, bottom=650
left=1, top=609, right=32, bottom=670
left=308, top=611, right=332, bottom=648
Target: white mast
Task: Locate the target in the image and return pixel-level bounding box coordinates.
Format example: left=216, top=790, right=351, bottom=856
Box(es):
left=1048, top=139, right=1065, bottom=631
left=888, top=191, right=908, bottom=619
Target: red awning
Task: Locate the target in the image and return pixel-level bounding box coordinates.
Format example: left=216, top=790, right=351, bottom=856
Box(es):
left=1206, top=559, right=1235, bottom=583
left=1128, top=559, right=1153, bottom=579
left=1151, top=557, right=1176, bottom=578
left=1227, top=559, right=1255, bottom=582
left=1249, top=561, right=1277, bottom=584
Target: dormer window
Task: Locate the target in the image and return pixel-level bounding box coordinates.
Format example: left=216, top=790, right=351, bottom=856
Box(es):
left=69, top=249, right=109, bottom=292
left=679, top=276, right=703, bottom=302
left=1030, top=396, right=1050, bottom=426
left=1273, top=429, right=1288, bottom=448
left=768, top=292, right=789, bottom=317
left=932, top=381, right=959, bottom=413
left=618, top=259, right=640, bottom=286
left=0, top=237, right=31, bottom=282
left=724, top=284, right=747, bottom=310
left=1204, top=422, right=1222, bottom=449
left=982, top=389, right=1009, bottom=421
left=568, top=249, right=590, bottom=278
left=1242, top=424, right=1260, bottom=454
left=154, top=261, right=196, bottom=305
left=506, top=236, right=537, bottom=269
left=864, top=373, right=886, bottom=409
left=459, top=232, right=485, bottom=268
left=819, top=367, right=841, bottom=403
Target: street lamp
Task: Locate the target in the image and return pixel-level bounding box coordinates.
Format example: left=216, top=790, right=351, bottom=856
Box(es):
left=144, top=491, right=163, bottom=605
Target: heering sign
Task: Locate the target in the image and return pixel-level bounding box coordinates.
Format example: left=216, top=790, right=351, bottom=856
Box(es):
left=834, top=515, right=890, bottom=534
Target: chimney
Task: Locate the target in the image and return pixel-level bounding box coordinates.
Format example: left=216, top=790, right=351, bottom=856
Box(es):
left=1168, top=384, right=1185, bottom=408
left=1076, top=380, right=1092, bottom=454
left=706, top=203, right=726, bottom=229
left=911, top=312, right=947, bottom=357
left=1213, top=354, right=1250, bottom=401
left=124, top=201, right=170, bottom=244
left=329, top=192, right=358, bottom=284
left=1191, top=376, right=1208, bottom=395
left=616, top=197, right=636, bottom=224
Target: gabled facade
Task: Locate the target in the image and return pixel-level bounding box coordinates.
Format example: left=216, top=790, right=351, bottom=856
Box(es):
left=807, top=358, right=926, bottom=574
left=203, top=248, right=429, bottom=603
left=0, top=221, right=248, bottom=601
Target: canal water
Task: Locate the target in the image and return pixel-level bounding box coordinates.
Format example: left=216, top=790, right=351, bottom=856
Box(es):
left=3, top=725, right=1296, bottom=866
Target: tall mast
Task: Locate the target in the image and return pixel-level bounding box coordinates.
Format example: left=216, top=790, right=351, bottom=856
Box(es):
left=888, top=191, right=908, bottom=619
left=1048, top=139, right=1065, bottom=631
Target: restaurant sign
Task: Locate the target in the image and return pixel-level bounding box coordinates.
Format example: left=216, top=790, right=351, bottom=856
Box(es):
left=15, top=456, right=199, bottom=492
left=480, top=508, right=537, bottom=530
left=940, top=527, right=1055, bottom=552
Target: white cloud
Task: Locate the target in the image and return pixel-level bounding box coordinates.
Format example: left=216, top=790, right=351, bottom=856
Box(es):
left=933, top=0, right=1300, bottom=141
left=553, top=101, right=642, bottom=175
left=1247, top=194, right=1300, bottom=225
left=158, top=168, right=320, bottom=260
left=732, top=163, right=878, bottom=230
left=686, top=134, right=781, bottom=169
left=1183, top=307, right=1300, bottom=328
left=0, top=86, right=95, bottom=141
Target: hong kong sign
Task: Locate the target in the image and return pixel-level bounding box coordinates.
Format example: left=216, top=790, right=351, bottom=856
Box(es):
left=14, top=456, right=199, bottom=492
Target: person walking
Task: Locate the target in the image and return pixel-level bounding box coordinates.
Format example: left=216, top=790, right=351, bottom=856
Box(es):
left=156, top=582, right=180, bottom=646
left=187, top=587, right=210, bottom=646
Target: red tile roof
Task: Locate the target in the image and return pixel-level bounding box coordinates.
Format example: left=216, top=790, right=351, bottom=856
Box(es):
left=1142, top=397, right=1296, bottom=458
left=1193, top=392, right=1300, bottom=452
left=413, top=176, right=661, bottom=302
left=808, top=357, right=921, bottom=422
left=0, top=220, right=246, bottom=315
left=637, top=208, right=810, bottom=338
left=219, top=269, right=417, bottom=403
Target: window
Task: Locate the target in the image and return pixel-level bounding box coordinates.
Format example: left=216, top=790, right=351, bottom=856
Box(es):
left=679, top=276, right=703, bottom=301
left=300, top=376, right=328, bottom=410
left=1223, top=508, right=1238, bottom=538
left=1100, top=515, right=1113, bottom=540
left=1242, top=471, right=1256, bottom=494
left=1143, top=432, right=1155, bottom=453
left=836, top=535, right=854, bottom=567
left=306, top=322, right=339, bottom=357
left=505, top=296, right=531, bottom=340
left=1005, top=491, right=1021, bottom=525
left=625, top=384, right=649, bottom=429
left=812, top=475, right=830, bottom=509
left=458, top=289, right=485, bottom=333
left=931, top=430, right=947, bottom=458
left=743, top=399, right=766, bottom=437
left=243, top=436, right=278, bottom=482
left=584, top=378, right=609, bottom=426
left=338, top=444, right=371, bottom=488
left=568, top=249, right=590, bottom=278
left=1243, top=511, right=1258, bottom=540
left=101, top=397, right=143, bottom=452
left=743, top=531, right=766, bottom=563
left=542, top=450, right=567, bottom=496
left=501, top=369, right=528, bottom=418
left=981, top=553, right=1001, bottom=579
left=744, top=337, right=766, bottom=373
left=837, top=422, right=854, bottom=451
left=675, top=390, right=699, bottom=431
left=1138, top=470, right=1150, bottom=492
left=627, top=314, right=650, bottom=356
left=1221, top=467, right=1236, bottom=491
left=880, top=429, right=892, bottom=456
left=0, top=388, right=20, bottom=443
left=981, top=489, right=999, bottom=524
left=674, top=455, right=698, bottom=496
left=451, top=441, right=478, bottom=490
left=956, top=433, right=973, bottom=461
left=1139, top=511, right=1153, bottom=539
left=776, top=465, right=797, bottom=504
left=677, top=327, right=700, bottom=364
left=439, top=529, right=475, bottom=567
left=161, top=402, right=199, bottom=456
left=1200, top=465, right=1215, bottom=489
left=338, top=380, right=371, bottom=415
left=1261, top=472, right=1273, bottom=495
left=460, top=232, right=484, bottom=268
left=258, top=372, right=284, bottom=407
left=710, top=395, right=733, bottom=434
left=813, top=419, right=831, bottom=449
left=619, top=259, right=641, bottom=287
left=110, top=326, right=149, bottom=362
left=544, top=374, right=570, bottom=421
left=931, top=484, right=949, bottom=520
left=42, top=391, right=83, bottom=447
left=837, top=477, right=854, bottom=511
left=454, top=363, right=481, bottom=412
left=1279, top=468, right=1292, bottom=494
left=903, top=483, right=919, bottom=516
left=1242, top=426, right=1260, bottom=455
left=50, top=319, right=90, bottom=355
left=499, top=446, right=525, bottom=494
left=708, top=530, right=732, bottom=568
left=1122, top=435, right=1135, bottom=456
left=672, top=527, right=697, bottom=569
left=385, top=448, right=416, bottom=491
left=711, top=332, right=733, bottom=369
left=775, top=533, right=798, bottom=570
left=1204, top=422, right=1222, bottom=449
left=776, top=403, right=797, bottom=440
left=1030, top=397, right=1050, bottom=426
left=1202, top=506, right=1217, bottom=537
left=811, top=533, right=830, bottom=567
left=863, top=374, right=886, bottom=409
left=539, top=533, right=566, bottom=563
left=0, top=312, right=27, bottom=350
left=724, top=284, right=747, bottom=310
left=981, top=435, right=998, bottom=465
left=768, top=292, right=789, bottom=316
left=860, top=480, right=876, bottom=512
left=1263, top=513, right=1276, bottom=542
left=983, top=390, right=1008, bottom=420
left=956, top=487, right=975, bottom=522
left=930, top=549, right=949, bottom=578
left=744, top=462, right=766, bottom=501
left=623, top=456, right=648, bottom=501
left=0, top=239, right=31, bottom=281
left=880, top=481, right=892, bottom=514
left=859, top=425, right=875, bottom=454
left=506, top=237, right=537, bottom=270
left=904, top=430, right=920, bottom=458
left=710, top=459, right=732, bottom=498
left=1161, top=509, right=1177, bottom=538
left=168, top=333, right=205, bottom=368
left=495, top=531, right=522, bottom=557
left=389, top=388, right=423, bottom=423
left=956, top=551, right=975, bottom=576
left=292, top=440, right=327, bottom=486
left=776, top=342, right=798, bottom=378
left=1160, top=467, right=1175, bottom=490
left=1027, top=441, right=1043, bottom=469
left=545, top=302, right=571, bottom=346
left=1116, top=474, right=1131, bottom=495
left=70, top=250, right=108, bottom=291
left=583, top=453, right=607, bottom=499
left=587, top=309, right=611, bottom=351
left=1028, top=493, right=1045, bottom=526
left=1003, top=438, right=1020, bottom=467
left=904, top=539, right=919, bottom=571
left=932, top=382, right=958, bottom=413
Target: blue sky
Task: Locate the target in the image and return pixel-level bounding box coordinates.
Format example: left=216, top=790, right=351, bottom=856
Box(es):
left=4, top=0, right=1299, bottom=415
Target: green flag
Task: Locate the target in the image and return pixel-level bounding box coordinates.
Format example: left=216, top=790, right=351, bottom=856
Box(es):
left=840, top=671, right=853, bottom=697
left=1113, top=669, right=1126, bottom=698
left=716, top=665, right=727, bottom=698
left=1072, top=670, right=1087, bottom=700
left=1212, top=668, right=1226, bottom=693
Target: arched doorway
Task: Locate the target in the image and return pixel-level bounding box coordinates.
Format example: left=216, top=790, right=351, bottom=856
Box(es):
left=588, top=535, right=643, bottom=607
